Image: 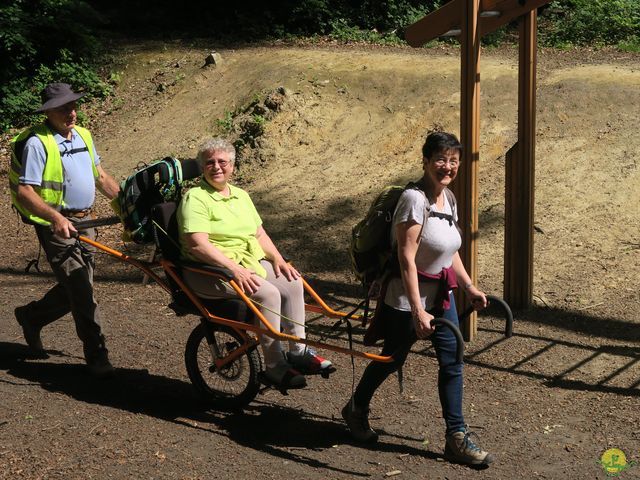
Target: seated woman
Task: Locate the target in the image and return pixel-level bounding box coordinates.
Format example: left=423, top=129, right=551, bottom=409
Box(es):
left=177, top=138, right=332, bottom=389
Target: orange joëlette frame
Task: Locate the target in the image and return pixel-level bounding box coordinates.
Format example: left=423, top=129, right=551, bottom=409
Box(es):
left=77, top=235, right=393, bottom=365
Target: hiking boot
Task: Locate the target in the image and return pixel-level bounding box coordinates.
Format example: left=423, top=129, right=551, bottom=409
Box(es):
left=341, top=400, right=378, bottom=443
left=15, top=305, right=45, bottom=354
left=87, top=352, right=116, bottom=379
left=287, top=348, right=333, bottom=375
left=264, top=361, right=306, bottom=389
left=444, top=429, right=494, bottom=467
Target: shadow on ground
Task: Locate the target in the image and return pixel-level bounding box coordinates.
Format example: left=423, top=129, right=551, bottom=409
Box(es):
left=304, top=290, right=640, bottom=399
left=0, top=341, right=439, bottom=475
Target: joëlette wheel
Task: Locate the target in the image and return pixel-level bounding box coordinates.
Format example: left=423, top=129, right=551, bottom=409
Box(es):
left=185, top=322, right=262, bottom=410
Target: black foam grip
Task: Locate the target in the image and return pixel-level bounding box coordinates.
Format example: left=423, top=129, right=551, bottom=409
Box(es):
left=180, top=159, right=203, bottom=180
left=157, top=161, right=171, bottom=183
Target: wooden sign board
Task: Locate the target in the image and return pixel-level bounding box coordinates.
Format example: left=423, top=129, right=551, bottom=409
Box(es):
left=405, top=0, right=551, bottom=46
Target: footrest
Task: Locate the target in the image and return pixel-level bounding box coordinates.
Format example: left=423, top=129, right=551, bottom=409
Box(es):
left=294, top=366, right=336, bottom=378
left=257, top=371, right=306, bottom=396
left=319, top=366, right=337, bottom=379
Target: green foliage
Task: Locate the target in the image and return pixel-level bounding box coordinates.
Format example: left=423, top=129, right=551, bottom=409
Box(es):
left=0, top=0, right=107, bottom=131
left=84, top=0, right=441, bottom=39
left=251, top=114, right=266, bottom=126
left=329, top=18, right=403, bottom=44
left=349, top=0, right=432, bottom=32
left=87, top=1, right=639, bottom=50
left=541, top=0, right=640, bottom=46
left=216, top=111, right=235, bottom=133
left=481, top=26, right=509, bottom=48
left=284, top=0, right=335, bottom=35
left=289, top=0, right=435, bottom=39
left=109, top=72, right=123, bottom=85
left=618, top=35, right=640, bottom=52
left=0, top=48, right=112, bottom=131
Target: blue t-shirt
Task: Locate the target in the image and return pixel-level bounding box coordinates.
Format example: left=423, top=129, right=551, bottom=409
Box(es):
left=19, top=128, right=100, bottom=210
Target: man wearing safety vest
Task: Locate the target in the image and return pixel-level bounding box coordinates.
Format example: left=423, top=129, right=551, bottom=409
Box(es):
left=10, top=82, right=120, bottom=377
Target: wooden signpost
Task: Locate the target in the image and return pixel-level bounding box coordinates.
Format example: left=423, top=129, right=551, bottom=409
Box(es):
left=405, top=0, right=551, bottom=340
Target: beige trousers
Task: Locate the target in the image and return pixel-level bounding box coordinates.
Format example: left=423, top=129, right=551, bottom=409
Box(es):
left=183, top=259, right=306, bottom=368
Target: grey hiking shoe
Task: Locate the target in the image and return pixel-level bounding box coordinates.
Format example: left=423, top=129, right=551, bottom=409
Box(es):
left=15, top=305, right=45, bottom=354
left=444, top=429, right=494, bottom=466
left=341, top=400, right=378, bottom=443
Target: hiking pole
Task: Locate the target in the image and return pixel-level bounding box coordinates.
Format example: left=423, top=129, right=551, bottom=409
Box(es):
left=458, top=294, right=513, bottom=338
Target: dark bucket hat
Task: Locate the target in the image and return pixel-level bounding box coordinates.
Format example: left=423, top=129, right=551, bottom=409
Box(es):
left=35, top=83, right=85, bottom=113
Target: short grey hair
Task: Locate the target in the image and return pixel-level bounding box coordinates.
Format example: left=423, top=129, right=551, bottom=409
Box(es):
left=196, top=138, right=236, bottom=167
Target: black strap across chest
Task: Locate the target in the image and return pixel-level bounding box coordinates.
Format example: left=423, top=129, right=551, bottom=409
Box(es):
left=61, top=146, right=89, bottom=156
left=429, top=209, right=455, bottom=226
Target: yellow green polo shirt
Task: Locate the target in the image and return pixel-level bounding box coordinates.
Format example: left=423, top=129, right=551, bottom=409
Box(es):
left=177, top=179, right=267, bottom=278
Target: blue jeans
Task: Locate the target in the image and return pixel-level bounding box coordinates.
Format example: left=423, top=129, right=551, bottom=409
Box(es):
left=353, top=292, right=464, bottom=435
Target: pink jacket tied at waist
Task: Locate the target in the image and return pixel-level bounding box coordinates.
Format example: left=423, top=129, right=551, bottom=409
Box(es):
left=417, top=265, right=458, bottom=310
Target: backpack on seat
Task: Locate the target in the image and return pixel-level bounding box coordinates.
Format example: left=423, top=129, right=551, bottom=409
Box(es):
left=115, top=157, right=201, bottom=243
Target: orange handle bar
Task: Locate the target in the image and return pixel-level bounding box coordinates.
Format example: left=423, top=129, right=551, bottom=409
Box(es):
left=77, top=235, right=172, bottom=294
left=172, top=263, right=392, bottom=363
left=77, top=235, right=391, bottom=363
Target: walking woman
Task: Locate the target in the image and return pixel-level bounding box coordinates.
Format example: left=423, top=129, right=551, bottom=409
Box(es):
left=342, top=132, right=494, bottom=467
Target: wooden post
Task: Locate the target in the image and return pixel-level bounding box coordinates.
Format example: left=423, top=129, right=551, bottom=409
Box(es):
left=504, top=142, right=520, bottom=303
left=404, top=0, right=463, bottom=47
left=455, top=0, right=481, bottom=341
left=504, top=10, right=537, bottom=308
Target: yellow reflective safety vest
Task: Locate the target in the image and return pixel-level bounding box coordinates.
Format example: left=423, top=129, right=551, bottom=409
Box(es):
left=9, top=124, right=99, bottom=225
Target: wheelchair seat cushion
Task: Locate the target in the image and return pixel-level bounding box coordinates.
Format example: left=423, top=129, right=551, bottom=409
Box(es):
left=169, top=290, right=255, bottom=323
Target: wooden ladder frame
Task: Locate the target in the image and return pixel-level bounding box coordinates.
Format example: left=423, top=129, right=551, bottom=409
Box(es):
left=405, top=0, right=552, bottom=340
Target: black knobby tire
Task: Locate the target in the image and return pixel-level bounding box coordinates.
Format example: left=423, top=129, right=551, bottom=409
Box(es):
left=185, top=323, right=262, bottom=410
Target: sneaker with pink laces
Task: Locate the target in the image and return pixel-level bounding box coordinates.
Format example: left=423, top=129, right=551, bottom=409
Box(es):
left=287, top=348, right=333, bottom=375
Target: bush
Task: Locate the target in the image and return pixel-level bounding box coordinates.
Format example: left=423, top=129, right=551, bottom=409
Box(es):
left=0, top=52, right=111, bottom=132
left=351, top=0, right=434, bottom=32
left=618, top=35, right=640, bottom=52
left=0, top=0, right=107, bottom=131
left=541, top=0, right=640, bottom=46
left=329, top=18, right=405, bottom=44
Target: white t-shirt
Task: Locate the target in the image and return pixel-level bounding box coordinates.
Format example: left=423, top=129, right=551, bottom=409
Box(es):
left=384, top=188, right=462, bottom=311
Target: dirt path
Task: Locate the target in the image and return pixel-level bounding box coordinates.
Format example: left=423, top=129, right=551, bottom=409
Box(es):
left=0, top=43, right=638, bottom=479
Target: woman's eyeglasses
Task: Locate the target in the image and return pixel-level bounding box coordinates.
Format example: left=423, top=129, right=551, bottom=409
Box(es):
left=433, top=157, right=460, bottom=168
left=205, top=159, right=231, bottom=169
